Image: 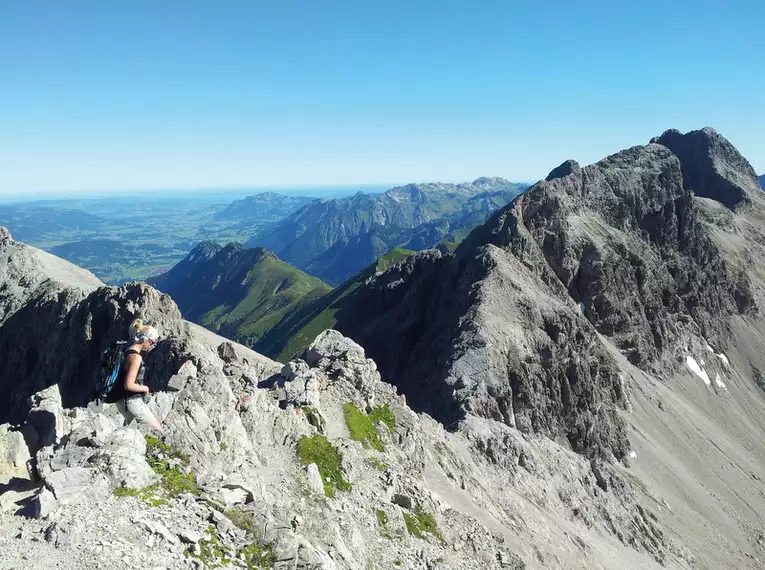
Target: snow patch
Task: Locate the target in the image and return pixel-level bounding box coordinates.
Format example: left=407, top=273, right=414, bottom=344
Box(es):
left=706, top=344, right=714, bottom=353
left=578, top=302, right=586, bottom=314
left=629, top=451, right=637, bottom=460
left=715, top=373, right=728, bottom=390
left=716, top=353, right=730, bottom=367
left=686, top=356, right=711, bottom=386
left=700, top=359, right=705, bottom=366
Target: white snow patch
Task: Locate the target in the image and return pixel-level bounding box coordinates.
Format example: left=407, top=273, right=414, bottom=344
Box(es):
left=629, top=451, right=637, bottom=459
left=706, top=344, right=714, bottom=353
left=686, top=356, right=711, bottom=385
left=578, top=302, right=586, bottom=314
left=715, top=373, right=728, bottom=390
left=700, top=359, right=705, bottom=366
left=716, top=353, right=730, bottom=367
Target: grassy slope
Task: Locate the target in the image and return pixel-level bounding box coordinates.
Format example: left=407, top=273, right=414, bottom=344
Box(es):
left=198, top=254, right=332, bottom=348
left=260, top=247, right=414, bottom=361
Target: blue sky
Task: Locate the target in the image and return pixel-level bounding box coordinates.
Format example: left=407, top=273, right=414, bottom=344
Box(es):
left=1, top=0, right=763, bottom=196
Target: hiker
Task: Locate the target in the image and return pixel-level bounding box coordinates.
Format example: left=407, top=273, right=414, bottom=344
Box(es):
left=114, top=318, right=164, bottom=433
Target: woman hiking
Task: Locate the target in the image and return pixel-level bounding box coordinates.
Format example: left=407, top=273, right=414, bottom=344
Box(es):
left=114, top=318, right=164, bottom=433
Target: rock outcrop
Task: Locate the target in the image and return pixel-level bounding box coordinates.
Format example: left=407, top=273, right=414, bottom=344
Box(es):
left=651, top=127, right=760, bottom=211
left=0, top=319, right=678, bottom=570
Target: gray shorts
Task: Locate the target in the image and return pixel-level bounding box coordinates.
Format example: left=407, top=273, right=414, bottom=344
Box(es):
left=116, top=396, right=159, bottom=427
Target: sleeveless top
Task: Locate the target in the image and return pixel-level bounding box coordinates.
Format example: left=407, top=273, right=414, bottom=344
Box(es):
left=113, top=348, right=145, bottom=401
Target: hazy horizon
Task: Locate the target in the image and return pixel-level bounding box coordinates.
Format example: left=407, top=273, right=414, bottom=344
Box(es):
left=1, top=1, right=762, bottom=197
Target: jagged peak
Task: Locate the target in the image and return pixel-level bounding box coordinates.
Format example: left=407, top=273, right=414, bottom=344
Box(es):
left=0, top=226, right=12, bottom=243
left=650, top=127, right=759, bottom=210
left=545, top=160, right=581, bottom=181
left=220, top=241, right=246, bottom=253
left=190, top=240, right=221, bottom=254
left=471, top=176, right=511, bottom=185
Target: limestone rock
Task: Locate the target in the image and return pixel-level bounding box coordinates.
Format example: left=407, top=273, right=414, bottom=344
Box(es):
left=305, top=463, right=324, bottom=495
left=0, top=425, right=31, bottom=477
left=651, top=127, right=760, bottom=211
left=89, top=427, right=158, bottom=490
left=32, top=487, right=58, bottom=518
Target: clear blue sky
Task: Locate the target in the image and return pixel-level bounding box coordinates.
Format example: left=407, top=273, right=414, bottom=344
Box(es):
left=1, top=0, right=763, bottom=196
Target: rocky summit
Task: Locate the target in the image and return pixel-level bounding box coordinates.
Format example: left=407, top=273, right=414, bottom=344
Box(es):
left=1, top=127, right=765, bottom=570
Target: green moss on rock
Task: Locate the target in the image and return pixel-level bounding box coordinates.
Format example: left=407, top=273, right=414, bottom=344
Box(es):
left=366, top=457, right=388, bottom=472
left=226, top=507, right=254, bottom=533
left=186, top=525, right=234, bottom=568
left=404, top=507, right=444, bottom=544
left=376, top=509, right=392, bottom=540
left=368, top=404, right=396, bottom=433
left=238, top=541, right=278, bottom=569
left=296, top=434, right=352, bottom=497
left=142, top=435, right=202, bottom=504
left=344, top=403, right=385, bottom=451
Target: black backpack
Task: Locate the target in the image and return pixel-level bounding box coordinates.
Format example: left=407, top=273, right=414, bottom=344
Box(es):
left=95, top=341, right=128, bottom=403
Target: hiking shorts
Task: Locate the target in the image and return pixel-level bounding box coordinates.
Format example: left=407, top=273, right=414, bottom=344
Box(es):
left=117, top=396, right=159, bottom=428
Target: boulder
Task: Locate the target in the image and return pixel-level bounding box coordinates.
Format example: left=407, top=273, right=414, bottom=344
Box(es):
left=305, top=463, right=324, bottom=495
left=89, top=427, right=158, bottom=490
left=0, top=425, right=31, bottom=477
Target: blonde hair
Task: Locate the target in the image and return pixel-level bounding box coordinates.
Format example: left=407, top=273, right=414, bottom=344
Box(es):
left=129, top=318, right=159, bottom=342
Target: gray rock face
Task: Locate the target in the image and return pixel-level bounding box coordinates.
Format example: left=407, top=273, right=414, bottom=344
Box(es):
left=0, top=261, right=188, bottom=424
left=329, top=129, right=756, bottom=461
left=651, top=127, right=760, bottom=211
left=0, top=425, right=31, bottom=477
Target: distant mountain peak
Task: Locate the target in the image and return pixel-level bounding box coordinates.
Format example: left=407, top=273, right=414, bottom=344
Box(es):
left=246, top=177, right=525, bottom=284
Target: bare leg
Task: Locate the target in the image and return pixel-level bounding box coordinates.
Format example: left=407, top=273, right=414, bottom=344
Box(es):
left=126, top=397, right=164, bottom=433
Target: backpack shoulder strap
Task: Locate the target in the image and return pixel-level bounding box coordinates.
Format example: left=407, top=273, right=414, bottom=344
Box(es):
left=125, top=349, right=141, bottom=357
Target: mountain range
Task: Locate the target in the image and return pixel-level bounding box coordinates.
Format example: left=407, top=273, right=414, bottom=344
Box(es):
left=147, top=241, right=331, bottom=353
left=214, top=192, right=315, bottom=222
left=2, top=127, right=765, bottom=569
left=245, top=177, right=525, bottom=284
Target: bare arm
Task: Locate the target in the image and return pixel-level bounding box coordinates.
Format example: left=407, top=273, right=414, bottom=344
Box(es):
left=123, top=354, right=149, bottom=394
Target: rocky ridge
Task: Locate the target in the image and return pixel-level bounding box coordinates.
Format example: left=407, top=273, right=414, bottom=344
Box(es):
left=325, top=128, right=760, bottom=461
left=1, top=227, right=683, bottom=569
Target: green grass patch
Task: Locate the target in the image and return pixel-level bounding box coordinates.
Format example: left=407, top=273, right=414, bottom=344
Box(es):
left=219, top=442, right=227, bottom=452
left=238, top=540, right=278, bottom=569
left=375, top=247, right=414, bottom=272
left=368, top=404, right=396, bottom=433
left=404, top=507, right=444, bottom=544
left=144, top=435, right=201, bottom=499
left=344, top=403, right=396, bottom=452
left=366, top=457, right=388, bottom=472
left=296, top=435, right=352, bottom=498
left=114, top=437, right=200, bottom=507
left=344, top=403, right=384, bottom=451
left=186, top=524, right=277, bottom=569
left=376, top=509, right=393, bottom=540
left=186, top=525, right=234, bottom=568
left=225, top=507, right=253, bottom=533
